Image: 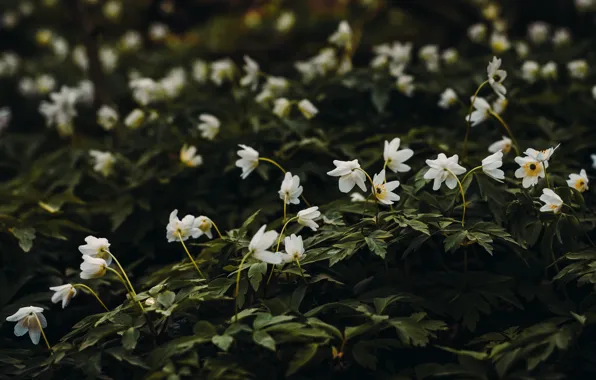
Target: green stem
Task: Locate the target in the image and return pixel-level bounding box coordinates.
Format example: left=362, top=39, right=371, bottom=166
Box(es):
left=73, top=283, right=109, bottom=312
left=295, top=258, right=307, bottom=284
left=544, top=165, right=551, bottom=189
left=446, top=169, right=466, bottom=227
left=259, top=157, right=286, bottom=174
left=211, top=221, right=224, bottom=239
left=488, top=110, right=520, bottom=155
left=235, top=252, right=252, bottom=322
left=283, top=195, right=288, bottom=223
left=177, top=232, right=205, bottom=278
left=267, top=216, right=298, bottom=286
left=461, top=166, right=483, bottom=184
left=464, top=80, right=489, bottom=156
left=33, top=313, right=52, bottom=353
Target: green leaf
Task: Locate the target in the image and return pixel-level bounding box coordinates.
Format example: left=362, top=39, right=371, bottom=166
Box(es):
left=252, top=330, right=276, bottom=351
left=285, top=343, right=318, bottom=377
left=365, top=231, right=388, bottom=259
left=121, top=328, right=140, bottom=351
left=248, top=262, right=267, bottom=291
left=211, top=335, right=234, bottom=352
left=156, top=290, right=176, bottom=309
left=10, top=227, right=36, bottom=252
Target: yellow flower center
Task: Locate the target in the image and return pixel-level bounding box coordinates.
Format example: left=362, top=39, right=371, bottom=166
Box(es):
left=199, top=219, right=211, bottom=232
left=575, top=179, right=586, bottom=191
left=523, top=162, right=541, bottom=176
left=375, top=184, right=386, bottom=200
left=502, top=143, right=511, bottom=153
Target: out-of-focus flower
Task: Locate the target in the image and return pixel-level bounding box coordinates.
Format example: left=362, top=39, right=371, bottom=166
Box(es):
left=567, top=169, right=589, bottom=192
left=97, top=105, right=119, bottom=131
left=149, top=22, right=169, bottom=42
left=130, top=78, right=162, bottom=105
left=488, top=136, right=512, bottom=154
left=276, top=11, right=295, bottom=33
left=329, top=20, right=352, bottom=50
left=490, top=33, right=510, bottom=53
left=192, top=59, right=209, bottom=83
left=103, top=0, right=122, bottom=21
left=567, top=59, right=589, bottom=79
left=197, top=114, right=220, bottom=140
left=273, top=98, right=292, bottom=118
left=179, top=145, right=203, bottom=168
left=468, top=23, right=487, bottom=42
left=528, top=21, right=550, bottom=44
left=396, top=75, right=415, bottom=97
left=210, top=58, right=235, bottom=86
left=466, top=97, right=492, bottom=126
left=240, top=56, right=259, bottom=90
left=541, top=61, right=557, bottom=80
left=39, top=86, right=79, bottom=137
left=89, top=150, right=116, bottom=177
left=438, top=88, right=458, bottom=109
left=552, top=28, right=571, bottom=47
left=515, top=41, right=530, bottom=58
left=441, top=48, right=459, bottom=65
left=124, top=108, right=145, bottom=129
left=539, top=189, right=563, bottom=214
left=297, top=99, right=318, bottom=119
left=521, top=61, right=540, bottom=83
left=482, top=151, right=505, bottom=182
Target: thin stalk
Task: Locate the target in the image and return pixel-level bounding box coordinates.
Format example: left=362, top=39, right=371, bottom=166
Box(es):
left=267, top=216, right=298, bottom=286
left=295, top=258, right=307, bottom=284
left=544, top=165, right=551, bottom=188
left=235, top=252, right=252, bottom=322
left=461, top=166, right=482, bottom=185
left=283, top=195, right=288, bottom=223
left=33, top=313, right=52, bottom=353
left=446, top=169, right=467, bottom=227
left=382, top=161, right=388, bottom=183
left=488, top=111, right=520, bottom=155
left=211, top=221, right=224, bottom=239
left=73, top=284, right=109, bottom=312
left=177, top=232, right=205, bottom=278
left=464, top=80, right=489, bottom=156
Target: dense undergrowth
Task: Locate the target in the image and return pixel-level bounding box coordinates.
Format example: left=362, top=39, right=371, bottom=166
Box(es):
left=2, top=0, right=596, bottom=379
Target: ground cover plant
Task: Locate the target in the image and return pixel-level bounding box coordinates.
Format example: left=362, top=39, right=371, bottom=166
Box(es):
left=2, top=0, right=596, bottom=379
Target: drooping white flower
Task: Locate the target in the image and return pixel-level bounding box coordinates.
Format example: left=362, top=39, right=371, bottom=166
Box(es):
left=372, top=170, right=400, bottom=205
left=528, top=21, right=550, bottom=44
left=329, top=20, right=352, bottom=49
left=552, top=28, right=571, bottom=47
left=280, top=234, right=305, bottom=263
left=80, top=256, right=108, bottom=279
left=396, top=74, right=415, bottom=97
left=488, top=136, right=512, bottom=154
left=567, top=169, right=589, bottom=192
left=327, top=159, right=367, bottom=193
left=514, top=156, right=545, bottom=188
left=297, top=206, right=321, bottom=231
left=197, top=114, right=220, bottom=140
left=276, top=11, right=295, bottom=32
left=541, top=61, right=557, bottom=80
left=521, top=61, right=540, bottom=83
left=5, top=306, right=47, bottom=344
left=49, top=284, right=77, bottom=309
left=235, top=144, right=259, bottom=179
left=279, top=172, right=303, bottom=205
left=79, top=235, right=112, bottom=264
left=210, top=58, right=236, bottom=86
left=567, top=59, right=589, bottom=79
left=240, top=56, right=259, bottom=90
left=166, top=209, right=200, bottom=242
left=179, top=145, right=203, bottom=168
left=124, top=108, right=145, bottom=129
left=515, top=41, right=530, bottom=58
left=438, top=88, right=458, bottom=109
left=192, top=59, right=209, bottom=83
left=96, top=105, right=118, bottom=131
left=441, top=48, right=459, bottom=65
left=350, top=193, right=366, bottom=202
left=481, top=151, right=505, bottom=182
left=424, top=153, right=466, bottom=191
left=129, top=78, right=162, bottom=106
left=39, top=86, right=79, bottom=137
left=468, top=23, right=487, bottom=42
left=487, top=56, right=507, bottom=99
left=89, top=150, right=116, bottom=177
left=193, top=216, right=214, bottom=239
left=383, top=138, right=414, bottom=173
left=490, top=33, right=510, bottom=53
left=466, top=96, right=492, bottom=126
left=492, top=97, right=508, bottom=115
left=539, top=188, right=563, bottom=214
left=249, top=225, right=281, bottom=264
left=524, top=144, right=559, bottom=164
left=273, top=98, right=292, bottom=118
left=297, top=99, right=318, bottom=119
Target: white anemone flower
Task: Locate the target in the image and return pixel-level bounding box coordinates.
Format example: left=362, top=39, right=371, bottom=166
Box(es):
left=240, top=56, right=259, bottom=90
left=210, top=58, right=236, bottom=86
left=487, top=56, right=507, bottom=99
left=528, top=21, right=550, bottom=44
left=466, top=96, right=492, bottom=126
left=468, top=23, right=487, bottom=42
left=129, top=78, right=162, bottom=106
left=514, top=156, right=545, bottom=188
left=521, top=61, right=540, bottom=83
left=235, top=144, right=259, bottom=179
left=488, top=136, right=512, bottom=154
left=482, top=151, right=505, bottom=182
left=297, top=99, right=318, bottom=119
left=280, top=234, right=305, bottom=263
left=180, top=145, right=203, bottom=168
left=524, top=144, right=560, bottom=164
left=552, top=28, right=571, bottom=47
left=567, top=59, right=589, bottom=79
left=49, top=284, right=77, bottom=309
left=249, top=225, right=281, bottom=264
left=197, top=114, right=220, bottom=140
left=327, top=159, right=367, bottom=193
left=193, top=216, right=214, bottom=239
left=89, top=150, right=116, bottom=177
left=438, top=88, right=458, bottom=109
left=273, top=98, right=292, bottom=118
left=567, top=169, right=589, bottom=193
left=396, top=74, right=415, bottom=96
left=424, top=153, right=466, bottom=190
left=97, top=105, right=119, bottom=131
left=79, top=236, right=112, bottom=265
left=383, top=138, right=414, bottom=173
left=39, top=86, right=79, bottom=137
left=80, top=256, right=108, bottom=279
left=541, top=61, right=558, bottom=80
left=328, top=20, right=352, bottom=49
left=297, top=206, right=321, bottom=231
left=124, top=108, right=145, bottom=129
left=515, top=41, right=530, bottom=58
left=5, top=306, right=47, bottom=344
left=372, top=170, right=400, bottom=205
left=490, top=33, right=511, bottom=53
left=539, top=188, right=563, bottom=214
left=192, top=59, right=209, bottom=83
left=350, top=193, right=366, bottom=202
left=279, top=172, right=303, bottom=205
left=166, top=209, right=200, bottom=242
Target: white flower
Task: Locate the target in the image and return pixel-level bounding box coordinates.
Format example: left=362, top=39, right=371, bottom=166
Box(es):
left=51, top=37, right=69, bottom=60
left=297, top=206, right=321, bottom=231
left=468, top=23, right=487, bottom=42
left=235, top=144, right=259, bottom=179
left=72, top=45, right=88, bottom=71
left=515, top=41, right=530, bottom=58
left=372, top=170, right=400, bottom=205
left=521, top=61, right=540, bottom=83
left=49, top=284, right=77, bottom=309
left=466, top=97, right=492, bottom=126
left=539, top=188, right=563, bottom=214
left=279, top=172, right=303, bottom=205
left=0, top=52, right=20, bottom=77
left=120, top=30, right=142, bottom=51
left=312, top=47, right=338, bottom=74
left=524, top=144, right=559, bottom=164
left=327, top=159, right=367, bottom=193
left=193, top=216, right=214, bottom=239
left=424, top=153, right=466, bottom=190
left=79, top=235, right=112, bottom=264
left=129, top=78, right=162, bottom=105
left=250, top=225, right=281, bottom=265
left=276, top=11, right=295, bottom=32
left=280, top=234, right=305, bottom=263
left=493, top=19, right=508, bottom=33
left=192, top=59, right=209, bottom=83
left=492, top=97, right=508, bottom=115
left=567, top=169, right=589, bottom=192
left=482, top=3, right=500, bottom=20
left=149, top=22, right=169, bottom=42
left=99, top=46, right=118, bottom=73
left=396, top=75, right=415, bottom=96
left=273, top=98, right=292, bottom=118
left=350, top=193, right=366, bottom=202
left=442, top=48, right=459, bottom=65
left=487, top=56, right=507, bottom=99
left=490, top=33, right=510, bottom=53
left=419, top=45, right=439, bottom=62
left=541, top=61, right=557, bottom=80
left=197, top=114, right=220, bottom=140
left=97, top=105, right=119, bottom=131
left=514, top=156, right=545, bottom=188
left=0, top=107, right=11, bottom=133
left=160, top=67, right=186, bottom=99
left=166, top=210, right=200, bottom=242
left=80, top=256, right=108, bottom=279
left=482, top=151, right=505, bottom=182
left=528, top=21, right=550, bottom=44
left=329, top=20, right=352, bottom=49
left=438, top=88, right=458, bottom=109
left=383, top=138, right=414, bottom=172
left=103, top=0, right=122, bottom=20
left=488, top=136, right=512, bottom=154
left=576, top=0, right=595, bottom=11
left=567, top=59, right=589, bottom=79
left=89, top=150, right=116, bottom=177
left=124, top=108, right=145, bottom=129
left=210, top=58, right=236, bottom=86
left=39, top=86, right=79, bottom=137
left=240, top=56, right=259, bottom=89
left=5, top=306, right=47, bottom=345
left=552, top=28, right=571, bottom=47
left=297, top=99, right=318, bottom=119
left=19, top=76, right=36, bottom=96
left=76, top=80, right=95, bottom=105
left=180, top=145, right=203, bottom=168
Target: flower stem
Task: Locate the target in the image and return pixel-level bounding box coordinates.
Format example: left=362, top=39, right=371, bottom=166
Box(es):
left=235, top=251, right=252, bottom=322
left=461, top=166, right=483, bottom=184
left=106, top=252, right=144, bottom=311
left=259, top=157, right=311, bottom=206
left=33, top=313, right=52, bottom=353
left=211, top=221, right=224, bottom=239
left=382, top=161, right=388, bottom=184
left=283, top=195, right=288, bottom=223
left=543, top=166, right=551, bottom=189
left=177, top=232, right=205, bottom=278
left=267, top=216, right=298, bottom=286
left=464, top=80, right=489, bottom=156
left=73, top=284, right=110, bottom=312
left=446, top=169, right=466, bottom=226
left=488, top=111, right=520, bottom=155
left=295, top=258, right=307, bottom=284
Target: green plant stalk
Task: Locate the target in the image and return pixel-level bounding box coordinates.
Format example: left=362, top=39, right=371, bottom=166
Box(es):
left=464, top=80, right=489, bottom=156
left=234, top=251, right=252, bottom=322
left=267, top=216, right=298, bottom=286
left=446, top=169, right=466, bottom=227
left=73, top=283, right=109, bottom=312
left=33, top=313, right=52, bottom=353
left=177, top=232, right=205, bottom=278
left=488, top=110, right=520, bottom=155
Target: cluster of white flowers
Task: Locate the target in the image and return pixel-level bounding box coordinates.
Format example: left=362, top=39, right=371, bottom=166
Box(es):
left=166, top=210, right=214, bottom=242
